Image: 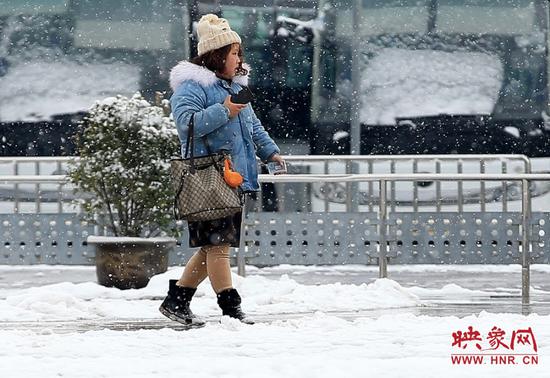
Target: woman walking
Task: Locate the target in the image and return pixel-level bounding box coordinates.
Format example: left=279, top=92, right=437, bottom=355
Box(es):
left=159, top=14, right=284, bottom=326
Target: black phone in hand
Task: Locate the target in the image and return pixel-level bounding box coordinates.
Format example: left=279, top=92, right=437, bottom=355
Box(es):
left=231, top=87, right=254, bottom=104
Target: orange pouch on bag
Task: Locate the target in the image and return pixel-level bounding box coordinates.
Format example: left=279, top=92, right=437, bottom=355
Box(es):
left=223, top=158, right=243, bottom=188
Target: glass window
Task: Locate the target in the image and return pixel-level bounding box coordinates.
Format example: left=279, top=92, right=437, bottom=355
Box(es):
left=72, top=0, right=173, bottom=50
left=73, top=0, right=172, bottom=22
left=0, top=0, right=68, bottom=15
left=330, top=0, right=429, bottom=38
left=436, top=0, right=537, bottom=35
left=220, top=5, right=275, bottom=87
left=314, top=0, right=547, bottom=124
left=221, top=6, right=272, bottom=46
left=361, top=0, right=429, bottom=36
left=221, top=4, right=314, bottom=88
left=0, top=1, right=181, bottom=122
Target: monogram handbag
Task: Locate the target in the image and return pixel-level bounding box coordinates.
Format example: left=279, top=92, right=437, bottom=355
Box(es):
left=170, top=115, right=242, bottom=221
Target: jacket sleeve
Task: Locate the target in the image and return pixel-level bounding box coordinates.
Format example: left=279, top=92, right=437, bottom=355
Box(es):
left=249, top=106, right=280, bottom=162
left=170, top=81, right=229, bottom=138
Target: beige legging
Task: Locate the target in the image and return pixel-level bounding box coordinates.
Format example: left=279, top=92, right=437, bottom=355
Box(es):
left=177, top=244, right=232, bottom=294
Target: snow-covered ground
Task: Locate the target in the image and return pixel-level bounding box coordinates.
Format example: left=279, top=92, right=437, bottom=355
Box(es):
left=0, top=264, right=548, bottom=377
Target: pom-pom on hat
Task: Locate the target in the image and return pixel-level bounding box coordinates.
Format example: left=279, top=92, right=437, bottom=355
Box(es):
left=197, top=14, right=242, bottom=56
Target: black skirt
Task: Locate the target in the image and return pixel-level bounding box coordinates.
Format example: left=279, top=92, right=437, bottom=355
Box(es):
left=187, top=211, right=243, bottom=248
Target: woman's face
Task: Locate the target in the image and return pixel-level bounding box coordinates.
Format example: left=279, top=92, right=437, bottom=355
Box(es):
left=220, top=43, right=241, bottom=79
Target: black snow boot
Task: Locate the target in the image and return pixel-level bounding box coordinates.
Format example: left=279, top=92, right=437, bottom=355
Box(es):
left=159, top=280, right=205, bottom=327
left=217, top=288, right=254, bottom=324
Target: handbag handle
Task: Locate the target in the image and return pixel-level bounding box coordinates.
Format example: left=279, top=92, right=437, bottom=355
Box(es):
left=184, top=113, right=217, bottom=156
left=174, top=115, right=196, bottom=220
left=184, top=112, right=223, bottom=172
left=184, top=114, right=196, bottom=173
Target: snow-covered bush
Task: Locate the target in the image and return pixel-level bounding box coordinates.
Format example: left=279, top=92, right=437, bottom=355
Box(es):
left=68, top=93, right=180, bottom=237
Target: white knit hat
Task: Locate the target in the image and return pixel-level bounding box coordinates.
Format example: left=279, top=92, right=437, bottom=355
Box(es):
left=196, top=14, right=242, bottom=56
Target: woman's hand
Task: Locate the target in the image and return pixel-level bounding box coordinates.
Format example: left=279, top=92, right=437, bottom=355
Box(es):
left=267, top=153, right=286, bottom=174
left=269, top=153, right=285, bottom=164
left=223, top=96, right=247, bottom=118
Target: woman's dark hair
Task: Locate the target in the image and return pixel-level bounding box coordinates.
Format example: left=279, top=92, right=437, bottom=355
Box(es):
left=190, top=43, right=248, bottom=77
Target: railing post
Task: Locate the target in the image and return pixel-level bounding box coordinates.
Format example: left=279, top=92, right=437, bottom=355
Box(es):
left=379, top=179, right=388, bottom=278
left=237, top=224, right=247, bottom=277
left=521, top=179, right=531, bottom=306
left=237, top=193, right=255, bottom=277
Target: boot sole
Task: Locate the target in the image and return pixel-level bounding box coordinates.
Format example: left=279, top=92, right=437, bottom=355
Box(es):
left=159, top=306, right=206, bottom=329
left=220, top=314, right=255, bottom=325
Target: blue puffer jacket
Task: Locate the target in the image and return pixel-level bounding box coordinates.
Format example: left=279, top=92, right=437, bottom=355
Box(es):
left=169, top=61, right=280, bottom=192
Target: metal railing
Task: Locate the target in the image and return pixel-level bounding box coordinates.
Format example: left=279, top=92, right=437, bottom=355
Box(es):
left=246, top=171, right=550, bottom=306
left=2, top=155, right=550, bottom=306
left=0, top=156, right=73, bottom=213
left=274, top=155, right=532, bottom=213
left=0, top=154, right=535, bottom=213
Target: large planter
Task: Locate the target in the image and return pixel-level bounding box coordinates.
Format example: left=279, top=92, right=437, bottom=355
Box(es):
left=88, top=236, right=176, bottom=290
